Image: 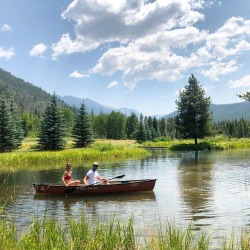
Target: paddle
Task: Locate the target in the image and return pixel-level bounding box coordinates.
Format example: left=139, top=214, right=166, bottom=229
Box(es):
left=65, top=174, right=125, bottom=194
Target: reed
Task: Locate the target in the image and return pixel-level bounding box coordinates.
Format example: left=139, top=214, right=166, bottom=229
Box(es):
left=1, top=215, right=250, bottom=250
left=0, top=144, right=149, bottom=171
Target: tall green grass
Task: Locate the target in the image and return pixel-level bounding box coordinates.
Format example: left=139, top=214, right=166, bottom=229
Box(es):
left=1, top=215, right=250, bottom=250
left=0, top=143, right=149, bottom=171
left=142, top=136, right=250, bottom=151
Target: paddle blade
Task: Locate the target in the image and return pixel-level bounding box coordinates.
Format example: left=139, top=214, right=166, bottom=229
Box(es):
left=108, top=174, right=125, bottom=181
left=65, top=187, right=77, bottom=194
left=115, top=174, right=125, bottom=179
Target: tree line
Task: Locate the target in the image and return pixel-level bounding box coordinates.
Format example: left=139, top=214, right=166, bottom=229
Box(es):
left=1, top=74, right=250, bottom=152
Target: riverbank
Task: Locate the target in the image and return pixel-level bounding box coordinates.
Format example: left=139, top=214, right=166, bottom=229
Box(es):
left=142, top=136, right=250, bottom=150
left=0, top=138, right=149, bottom=171
left=0, top=214, right=249, bottom=250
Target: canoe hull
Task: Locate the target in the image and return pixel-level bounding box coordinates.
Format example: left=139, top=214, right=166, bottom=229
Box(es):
left=33, top=179, right=157, bottom=195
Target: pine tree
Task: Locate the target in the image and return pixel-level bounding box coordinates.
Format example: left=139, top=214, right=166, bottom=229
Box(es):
left=0, top=93, right=24, bottom=152
left=126, top=112, right=138, bottom=139
left=135, top=113, right=146, bottom=143
left=10, top=100, right=24, bottom=148
left=72, top=101, right=94, bottom=147
left=175, top=74, right=213, bottom=145
left=38, top=94, right=66, bottom=150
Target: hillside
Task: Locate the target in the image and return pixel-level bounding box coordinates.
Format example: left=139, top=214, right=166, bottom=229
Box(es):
left=164, top=102, right=250, bottom=121
left=0, top=68, right=68, bottom=116
left=1, top=67, right=250, bottom=121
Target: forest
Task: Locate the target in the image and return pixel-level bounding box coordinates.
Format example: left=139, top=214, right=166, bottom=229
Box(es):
left=1, top=68, right=250, bottom=152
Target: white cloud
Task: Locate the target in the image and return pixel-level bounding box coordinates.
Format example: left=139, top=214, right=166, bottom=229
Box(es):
left=51, top=0, right=250, bottom=89
left=0, top=24, right=12, bottom=32
left=29, top=43, right=47, bottom=57
left=201, top=60, right=239, bottom=81
left=228, top=75, right=250, bottom=89
left=69, top=70, right=90, bottom=78
left=0, top=47, right=15, bottom=60
left=107, top=81, right=119, bottom=88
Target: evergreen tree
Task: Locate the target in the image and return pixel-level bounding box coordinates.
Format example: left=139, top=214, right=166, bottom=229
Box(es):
left=152, top=116, right=159, bottom=138
left=159, top=117, right=167, bottom=137
left=72, top=101, right=94, bottom=147
left=175, top=74, right=213, bottom=145
left=135, top=113, right=146, bottom=143
left=144, top=116, right=152, bottom=141
left=126, top=112, right=138, bottom=139
left=0, top=93, right=24, bottom=152
left=10, top=100, right=24, bottom=147
left=38, top=94, right=66, bottom=150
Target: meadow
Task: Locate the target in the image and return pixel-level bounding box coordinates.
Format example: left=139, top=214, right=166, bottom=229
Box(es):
left=142, top=135, right=250, bottom=150
left=0, top=138, right=148, bottom=171
left=1, top=136, right=250, bottom=171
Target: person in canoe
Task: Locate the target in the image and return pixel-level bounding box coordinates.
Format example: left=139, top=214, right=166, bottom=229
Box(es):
left=83, top=162, right=108, bottom=186
left=62, top=163, right=80, bottom=187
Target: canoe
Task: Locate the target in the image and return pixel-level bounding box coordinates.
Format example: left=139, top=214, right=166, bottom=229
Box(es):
left=33, top=179, right=157, bottom=195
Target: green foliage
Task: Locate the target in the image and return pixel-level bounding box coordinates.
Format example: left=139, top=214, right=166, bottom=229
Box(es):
left=106, top=111, right=127, bottom=139
left=38, top=94, right=67, bottom=150
left=0, top=68, right=68, bottom=117
left=126, top=112, right=138, bottom=139
left=3, top=215, right=250, bottom=250
left=91, top=143, right=116, bottom=152
left=72, top=101, right=95, bottom=147
left=0, top=93, right=24, bottom=152
left=175, top=74, right=213, bottom=145
left=135, top=113, right=147, bottom=143
left=93, top=113, right=108, bottom=138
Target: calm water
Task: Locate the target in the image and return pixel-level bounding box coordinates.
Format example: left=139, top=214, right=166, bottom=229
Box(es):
left=1, top=148, right=250, bottom=241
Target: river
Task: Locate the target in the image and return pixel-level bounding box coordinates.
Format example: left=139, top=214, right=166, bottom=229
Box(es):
left=1, top=148, right=250, bottom=243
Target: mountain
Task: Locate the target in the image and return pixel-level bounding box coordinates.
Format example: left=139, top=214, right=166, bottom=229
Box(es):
left=59, top=95, right=140, bottom=116
left=1, top=67, right=250, bottom=121
left=164, top=102, right=250, bottom=121
left=0, top=68, right=67, bottom=116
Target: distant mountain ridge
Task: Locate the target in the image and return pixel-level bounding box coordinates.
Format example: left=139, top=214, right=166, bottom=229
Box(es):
left=164, top=102, right=250, bottom=121
left=1, top=67, right=250, bottom=121
left=59, top=95, right=140, bottom=116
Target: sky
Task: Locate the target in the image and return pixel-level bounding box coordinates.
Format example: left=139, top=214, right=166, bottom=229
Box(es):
left=0, top=0, right=250, bottom=116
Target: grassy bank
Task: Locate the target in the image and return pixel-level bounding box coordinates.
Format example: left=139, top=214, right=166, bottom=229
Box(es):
left=142, top=136, right=250, bottom=151
left=0, top=215, right=249, bottom=250
left=0, top=138, right=148, bottom=170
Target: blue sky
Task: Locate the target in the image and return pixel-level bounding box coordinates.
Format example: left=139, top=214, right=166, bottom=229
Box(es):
left=0, top=0, right=250, bottom=116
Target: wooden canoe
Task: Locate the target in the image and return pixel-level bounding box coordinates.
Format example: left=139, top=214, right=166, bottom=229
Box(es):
left=33, top=179, right=157, bottom=195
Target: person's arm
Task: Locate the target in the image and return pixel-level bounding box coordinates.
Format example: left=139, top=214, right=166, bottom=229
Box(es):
left=83, top=175, right=89, bottom=186
left=97, top=174, right=108, bottom=183
left=62, top=173, right=68, bottom=186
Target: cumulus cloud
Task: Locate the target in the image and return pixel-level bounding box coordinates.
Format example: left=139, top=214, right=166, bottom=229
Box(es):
left=107, top=81, right=119, bottom=88
left=0, top=47, right=15, bottom=60
left=29, top=43, right=47, bottom=57
left=69, top=70, right=90, bottom=78
left=228, top=75, right=250, bottom=88
left=0, top=24, right=12, bottom=32
left=51, top=0, right=250, bottom=89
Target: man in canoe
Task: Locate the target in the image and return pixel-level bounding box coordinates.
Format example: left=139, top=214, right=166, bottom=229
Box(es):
left=83, top=162, right=108, bottom=186
left=62, top=163, right=80, bottom=187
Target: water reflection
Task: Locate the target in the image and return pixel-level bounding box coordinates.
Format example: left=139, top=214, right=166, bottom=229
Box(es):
left=177, top=151, right=215, bottom=228
left=2, top=149, right=250, bottom=241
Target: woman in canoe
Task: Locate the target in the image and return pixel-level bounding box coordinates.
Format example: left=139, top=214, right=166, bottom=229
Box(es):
left=62, top=163, right=80, bottom=187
